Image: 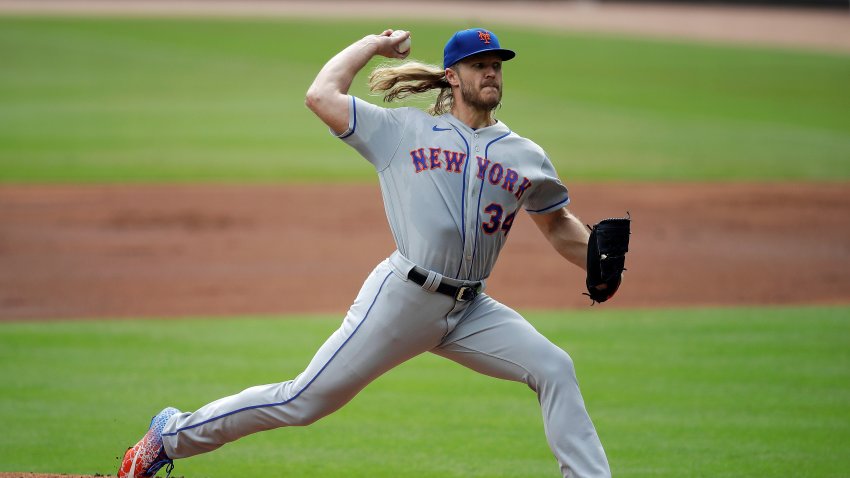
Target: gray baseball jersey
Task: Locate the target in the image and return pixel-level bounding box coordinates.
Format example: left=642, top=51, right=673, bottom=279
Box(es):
left=340, top=95, right=570, bottom=281
left=160, top=97, right=610, bottom=478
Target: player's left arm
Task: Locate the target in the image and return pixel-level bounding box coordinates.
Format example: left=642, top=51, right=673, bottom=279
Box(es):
left=530, top=206, right=589, bottom=271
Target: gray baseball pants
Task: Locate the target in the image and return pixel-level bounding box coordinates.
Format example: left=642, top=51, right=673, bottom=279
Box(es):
left=161, top=251, right=611, bottom=478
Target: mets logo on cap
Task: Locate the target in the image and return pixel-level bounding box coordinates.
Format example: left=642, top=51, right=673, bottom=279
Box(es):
left=443, top=28, right=517, bottom=69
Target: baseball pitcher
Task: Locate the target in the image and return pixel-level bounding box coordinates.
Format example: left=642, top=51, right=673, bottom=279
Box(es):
left=118, top=27, right=629, bottom=478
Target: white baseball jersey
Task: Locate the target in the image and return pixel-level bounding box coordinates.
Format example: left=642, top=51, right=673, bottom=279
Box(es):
left=337, top=96, right=570, bottom=281
left=159, top=95, right=610, bottom=478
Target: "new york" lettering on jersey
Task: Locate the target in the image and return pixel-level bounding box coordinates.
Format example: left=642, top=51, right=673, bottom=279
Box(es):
left=409, top=147, right=532, bottom=201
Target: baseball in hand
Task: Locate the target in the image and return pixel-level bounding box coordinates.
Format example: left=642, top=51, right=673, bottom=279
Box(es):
left=390, top=30, right=411, bottom=54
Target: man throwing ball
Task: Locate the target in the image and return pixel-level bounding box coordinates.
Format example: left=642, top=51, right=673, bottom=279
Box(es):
left=118, top=27, right=625, bottom=478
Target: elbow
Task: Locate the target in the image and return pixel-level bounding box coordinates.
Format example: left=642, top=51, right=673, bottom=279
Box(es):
left=304, top=85, right=348, bottom=134
left=305, top=81, right=332, bottom=113
left=305, top=87, right=321, bottom=113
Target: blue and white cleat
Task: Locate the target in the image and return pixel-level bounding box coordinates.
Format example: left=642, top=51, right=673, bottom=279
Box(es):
left=118, top=407, right=180, bottom=478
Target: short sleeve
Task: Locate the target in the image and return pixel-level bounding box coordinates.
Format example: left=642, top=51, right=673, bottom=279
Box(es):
left=334, top=96, right=408, bottom=170
left=523, top=155, right=570, bottom=214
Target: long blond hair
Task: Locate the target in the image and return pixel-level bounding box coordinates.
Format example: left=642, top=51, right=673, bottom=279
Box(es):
left=368, top=61, right=453, bottom=115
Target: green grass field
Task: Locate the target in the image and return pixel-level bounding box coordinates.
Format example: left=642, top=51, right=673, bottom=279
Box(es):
left=0, top=16, right=848, bottom=182
left=1, top=307, right=848, bottom=477
left=2, top=15, right=849, bottom=478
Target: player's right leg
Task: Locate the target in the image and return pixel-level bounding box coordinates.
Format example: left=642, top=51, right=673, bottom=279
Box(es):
left=153, top=257, right=455, bottom=461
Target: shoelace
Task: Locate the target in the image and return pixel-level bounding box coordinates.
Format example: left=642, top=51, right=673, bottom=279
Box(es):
left=145, top=455, right=174, bottom=478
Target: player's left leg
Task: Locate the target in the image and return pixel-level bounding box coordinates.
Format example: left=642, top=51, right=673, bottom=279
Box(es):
left=433, top=294, right=611, bottom=478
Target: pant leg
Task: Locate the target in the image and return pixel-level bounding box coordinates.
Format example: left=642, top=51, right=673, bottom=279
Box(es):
left=162, top=259, right=455, bottom=458
left=434, top=294, right=611, bottom=478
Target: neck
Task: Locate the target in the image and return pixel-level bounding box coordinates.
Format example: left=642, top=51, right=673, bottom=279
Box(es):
left=451, top=102, right=495, bottom=130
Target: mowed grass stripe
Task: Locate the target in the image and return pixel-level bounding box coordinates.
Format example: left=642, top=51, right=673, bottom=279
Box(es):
left=0, top=17, right=848, bottom=182
left=1, top=306, right=848, bottom=477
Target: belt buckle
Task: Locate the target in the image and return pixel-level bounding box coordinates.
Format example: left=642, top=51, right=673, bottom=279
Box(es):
left=455, top=285, right=476, bottom=302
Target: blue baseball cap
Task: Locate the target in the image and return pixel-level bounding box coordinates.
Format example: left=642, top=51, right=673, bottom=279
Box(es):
left=443, top=28, right=516, bottom=69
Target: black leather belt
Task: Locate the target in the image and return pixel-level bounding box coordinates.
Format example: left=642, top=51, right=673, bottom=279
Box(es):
left=407, top=266, right=483, bottom=302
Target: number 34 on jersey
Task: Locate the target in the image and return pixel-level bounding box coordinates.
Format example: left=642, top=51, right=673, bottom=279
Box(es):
left=410, top=146, right=532, bottom=237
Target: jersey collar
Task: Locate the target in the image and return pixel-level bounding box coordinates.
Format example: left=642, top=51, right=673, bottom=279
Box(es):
left=440, top=113, right=510, bottom=137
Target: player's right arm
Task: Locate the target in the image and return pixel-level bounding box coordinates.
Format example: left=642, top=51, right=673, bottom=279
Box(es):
left=305, top=30, right=410, bottom=135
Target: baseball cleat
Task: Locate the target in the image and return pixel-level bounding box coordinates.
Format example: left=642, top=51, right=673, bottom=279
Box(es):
left=118, top=406, right=180, bottom=478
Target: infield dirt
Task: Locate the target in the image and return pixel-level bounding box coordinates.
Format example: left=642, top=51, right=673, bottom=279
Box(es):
left=1, top=182, right=849, bottom=321
left=0, top=475, right=100, bottom=478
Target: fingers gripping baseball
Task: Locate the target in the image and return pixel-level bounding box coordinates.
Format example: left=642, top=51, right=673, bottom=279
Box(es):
left=375, top=29, right=411, bottom=59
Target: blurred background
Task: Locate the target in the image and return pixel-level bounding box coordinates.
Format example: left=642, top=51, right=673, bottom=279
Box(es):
left=0, top=2, right=848, bottom=477
left=1, top=0, right=848, bottom=317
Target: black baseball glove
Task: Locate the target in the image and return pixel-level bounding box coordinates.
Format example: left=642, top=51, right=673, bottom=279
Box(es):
left=585, top=214, right=631, bottom=304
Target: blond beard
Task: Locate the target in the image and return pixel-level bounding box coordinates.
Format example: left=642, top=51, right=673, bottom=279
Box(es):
left=459, top=78, right=502, bottom=112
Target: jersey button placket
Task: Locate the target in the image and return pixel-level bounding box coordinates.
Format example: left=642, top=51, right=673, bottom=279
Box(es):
left=462, top=132, right=481, bottom=278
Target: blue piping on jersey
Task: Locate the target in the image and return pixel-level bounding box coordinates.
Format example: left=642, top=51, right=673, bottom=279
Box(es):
left=450, top=124, right=471, bottom=279
left=162, top=271, right=394, bottom=438
left=338, top=96, right=357, bottom=139
left=485, top=131, right=512, bottom=159
left=468, top=130, right=512, bottom=279
left=527, top=196, right=570, bottom=214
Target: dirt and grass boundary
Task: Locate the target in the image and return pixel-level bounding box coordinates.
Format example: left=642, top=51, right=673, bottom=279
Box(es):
left=0, top=0, right=848, bottom=53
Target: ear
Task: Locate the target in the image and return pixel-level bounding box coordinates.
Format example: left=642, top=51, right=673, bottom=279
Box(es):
left=445, top=67, right=460, bottom=87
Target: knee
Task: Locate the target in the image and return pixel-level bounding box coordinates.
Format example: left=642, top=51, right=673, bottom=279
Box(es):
left=553, top=351, right=576, bottom=377
left=532, top=350, right=576, bottom=386
left=287, top=407, right=325, bottom=427
left=286, top=399, right=339, bottom=427
left=289, top=414, right=320, bottom=427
